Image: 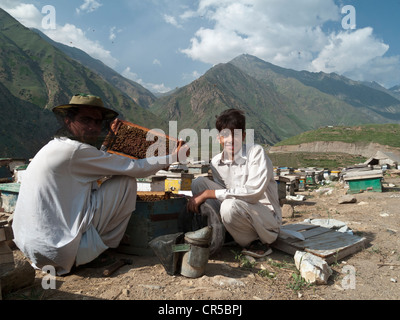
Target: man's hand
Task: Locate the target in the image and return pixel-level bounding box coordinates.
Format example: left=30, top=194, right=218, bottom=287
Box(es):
left=187, top=190, right=216, bottom=213
left=102, top=118, right=122, bottom=149
left=110, top=118, right=122, bottom=135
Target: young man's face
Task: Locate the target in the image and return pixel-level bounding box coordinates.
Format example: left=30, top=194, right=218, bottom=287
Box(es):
left=218, top=128, right=246, bottom=159
left=65, top=107, right=103, bottom=145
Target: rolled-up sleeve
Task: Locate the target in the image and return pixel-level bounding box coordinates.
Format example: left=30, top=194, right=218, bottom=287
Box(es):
left=71, top=144, right=174, bottom=182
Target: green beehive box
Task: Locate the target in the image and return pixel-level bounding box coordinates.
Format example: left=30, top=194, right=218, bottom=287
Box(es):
left=118, top=193, right=187, bottom=256
left=0, top=183, right=20, bottom=213
left=346, top=177, right=382, bottom=194
left=344, top=170, right=383, bottom=194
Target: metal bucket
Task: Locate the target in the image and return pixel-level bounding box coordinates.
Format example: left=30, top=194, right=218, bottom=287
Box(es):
left=179, top=226, right=212, bottom=278
left=149, top=226, right=212, bottom=278
left=148, top=232, right=184, bottom=275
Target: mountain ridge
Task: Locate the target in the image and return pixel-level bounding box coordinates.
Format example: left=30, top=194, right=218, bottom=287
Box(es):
left=150, top=54, right=400, bottom=146
left=2, top=7, right=400, bottom=159
left=31, top=28, right=157, bottom=109
left=0, top=8, right=167, bottom=158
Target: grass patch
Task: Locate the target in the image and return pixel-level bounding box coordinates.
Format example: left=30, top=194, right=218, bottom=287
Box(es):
left=274, top=124, right=400, bottom=148
left=268, top=151, right=366, bottom=168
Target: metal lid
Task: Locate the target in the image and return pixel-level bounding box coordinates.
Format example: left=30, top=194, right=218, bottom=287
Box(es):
left=184, top=226, right=212, bottom=245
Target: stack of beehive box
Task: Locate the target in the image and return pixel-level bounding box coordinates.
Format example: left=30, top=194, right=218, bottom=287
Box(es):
left=0, top=222, right=14, bottom=299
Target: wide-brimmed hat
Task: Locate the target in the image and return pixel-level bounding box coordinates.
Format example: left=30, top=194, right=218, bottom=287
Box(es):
left=52, top=93, right=119, bottom=120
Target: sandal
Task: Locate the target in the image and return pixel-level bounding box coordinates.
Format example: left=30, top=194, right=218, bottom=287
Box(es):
left=241, top=241, right=272, bottom=258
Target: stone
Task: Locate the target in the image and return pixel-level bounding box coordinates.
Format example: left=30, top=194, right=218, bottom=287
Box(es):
left=338, top=195, right=357, bottom=204
left=294, top=251, right=332, bottom=285
left=122, top=288, right=130, bottom=295
left=282, top=204, right=294, bottom=218
left=286, top=195, right=305, bottom=201
left=212, top=275, right=245, bottom=287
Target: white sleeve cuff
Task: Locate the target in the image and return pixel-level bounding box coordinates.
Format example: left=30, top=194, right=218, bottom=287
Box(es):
left=215, top=189, right=228, bottom=201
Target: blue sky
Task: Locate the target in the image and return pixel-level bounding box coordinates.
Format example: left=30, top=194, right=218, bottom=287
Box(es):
left=1, top=0, right=400, bottom=93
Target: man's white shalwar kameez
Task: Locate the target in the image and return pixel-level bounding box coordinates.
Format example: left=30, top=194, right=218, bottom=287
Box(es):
left=12, top=137, right=173, bottom=275
left=191, top=144, right=282, bottom=253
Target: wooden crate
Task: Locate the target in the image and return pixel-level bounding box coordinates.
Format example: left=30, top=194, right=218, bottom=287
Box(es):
left=0, top=183, right=20, bottom=213
left=118, top=193, right=187, bottom=256
left=104, top=120, right=178, bottom=159
left=272, top=223, right=366, bottom=264
left=344, top=170, right=383, bottom=194
left=346, top=177, right=382, bottom=194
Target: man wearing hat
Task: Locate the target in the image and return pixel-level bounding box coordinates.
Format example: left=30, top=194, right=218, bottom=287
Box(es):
left=12, top=94, right=187, bottom=275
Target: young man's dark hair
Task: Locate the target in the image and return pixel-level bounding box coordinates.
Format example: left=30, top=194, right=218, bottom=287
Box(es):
left=215, top=109, right=246, bottom=132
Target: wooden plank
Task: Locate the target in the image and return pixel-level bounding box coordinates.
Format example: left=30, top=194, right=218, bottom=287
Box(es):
left=300, top=226, right=333, bottom=239
left=272, top=238, right=303, bottom=255
left=280, top=223, right=318, bottom=232
left=273, top=223, right=366, bottom=263
left=0, top=242, right=14, bottom=265
left=300, top=230, right=362, bottom=251
left=0, top=227, right=13, bottom=242
left=277, top=224, right=332, bottom=246
left=306, top=237, right=366, bottom=264
left=137, top=191, right=166, bottom=196
left=345, top=174, right=382, bottom=181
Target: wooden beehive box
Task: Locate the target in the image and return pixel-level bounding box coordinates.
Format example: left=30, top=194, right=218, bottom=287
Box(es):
left=118, top=192, right=187, bottom=256
left=344, top=170, right=383, bottom=194
left=104, top=120, right=178, bottom=159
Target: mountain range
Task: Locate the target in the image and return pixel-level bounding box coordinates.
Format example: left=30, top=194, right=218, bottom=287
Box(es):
left=0, top=8, right=166, bottom=158
left=1, top=7, right=400, bottom=159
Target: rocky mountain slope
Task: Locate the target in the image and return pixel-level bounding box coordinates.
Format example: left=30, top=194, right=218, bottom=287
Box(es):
left=32, top=29, right=157, bottom=109
left=150, top=54, right=400, bottom=146
left=0, top=8, right=166, bottom=158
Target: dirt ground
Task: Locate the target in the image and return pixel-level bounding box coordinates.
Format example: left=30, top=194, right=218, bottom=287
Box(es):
left=3, top=171, right=400, bottom=304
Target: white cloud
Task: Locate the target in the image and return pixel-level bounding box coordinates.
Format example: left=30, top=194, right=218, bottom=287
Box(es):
left=76, top=0, right=102, bottom=14
left=45, top=24, right=118, bottom=68
left=182, top=70, right=202, bottom=82
left=153, top=59, right=162, bottom=66
left=109, top=26, right=122, bottom=42
left=0, top=1, right=118, bottom=69
left=311, top=28, right=389, bottom=74
left=181, top=0, right=400, bottom=87
left=0, top=2, right=43, bottom=28
left=122, top=67, right=171, bottom=93
left=181, top=0, right=340, bottom=66
left=163, top=14, right=182, bottom=28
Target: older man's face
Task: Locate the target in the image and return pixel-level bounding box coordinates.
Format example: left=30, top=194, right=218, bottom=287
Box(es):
left=65, top=107, right=103, bottom=145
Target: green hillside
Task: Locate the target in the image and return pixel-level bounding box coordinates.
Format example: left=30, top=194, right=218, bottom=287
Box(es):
left=230, top=54, right=400, bottom=123
left=150, top=63, right=282, bottom=145
left=151, top=55, right=400, bottom=147
left=32, top=29, right=157, bottom=109
left=274, top=124, right=400, bottom=148
left=268, top=152, right=367, bottom=169
left=0, top=8, right=167, bottom=158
